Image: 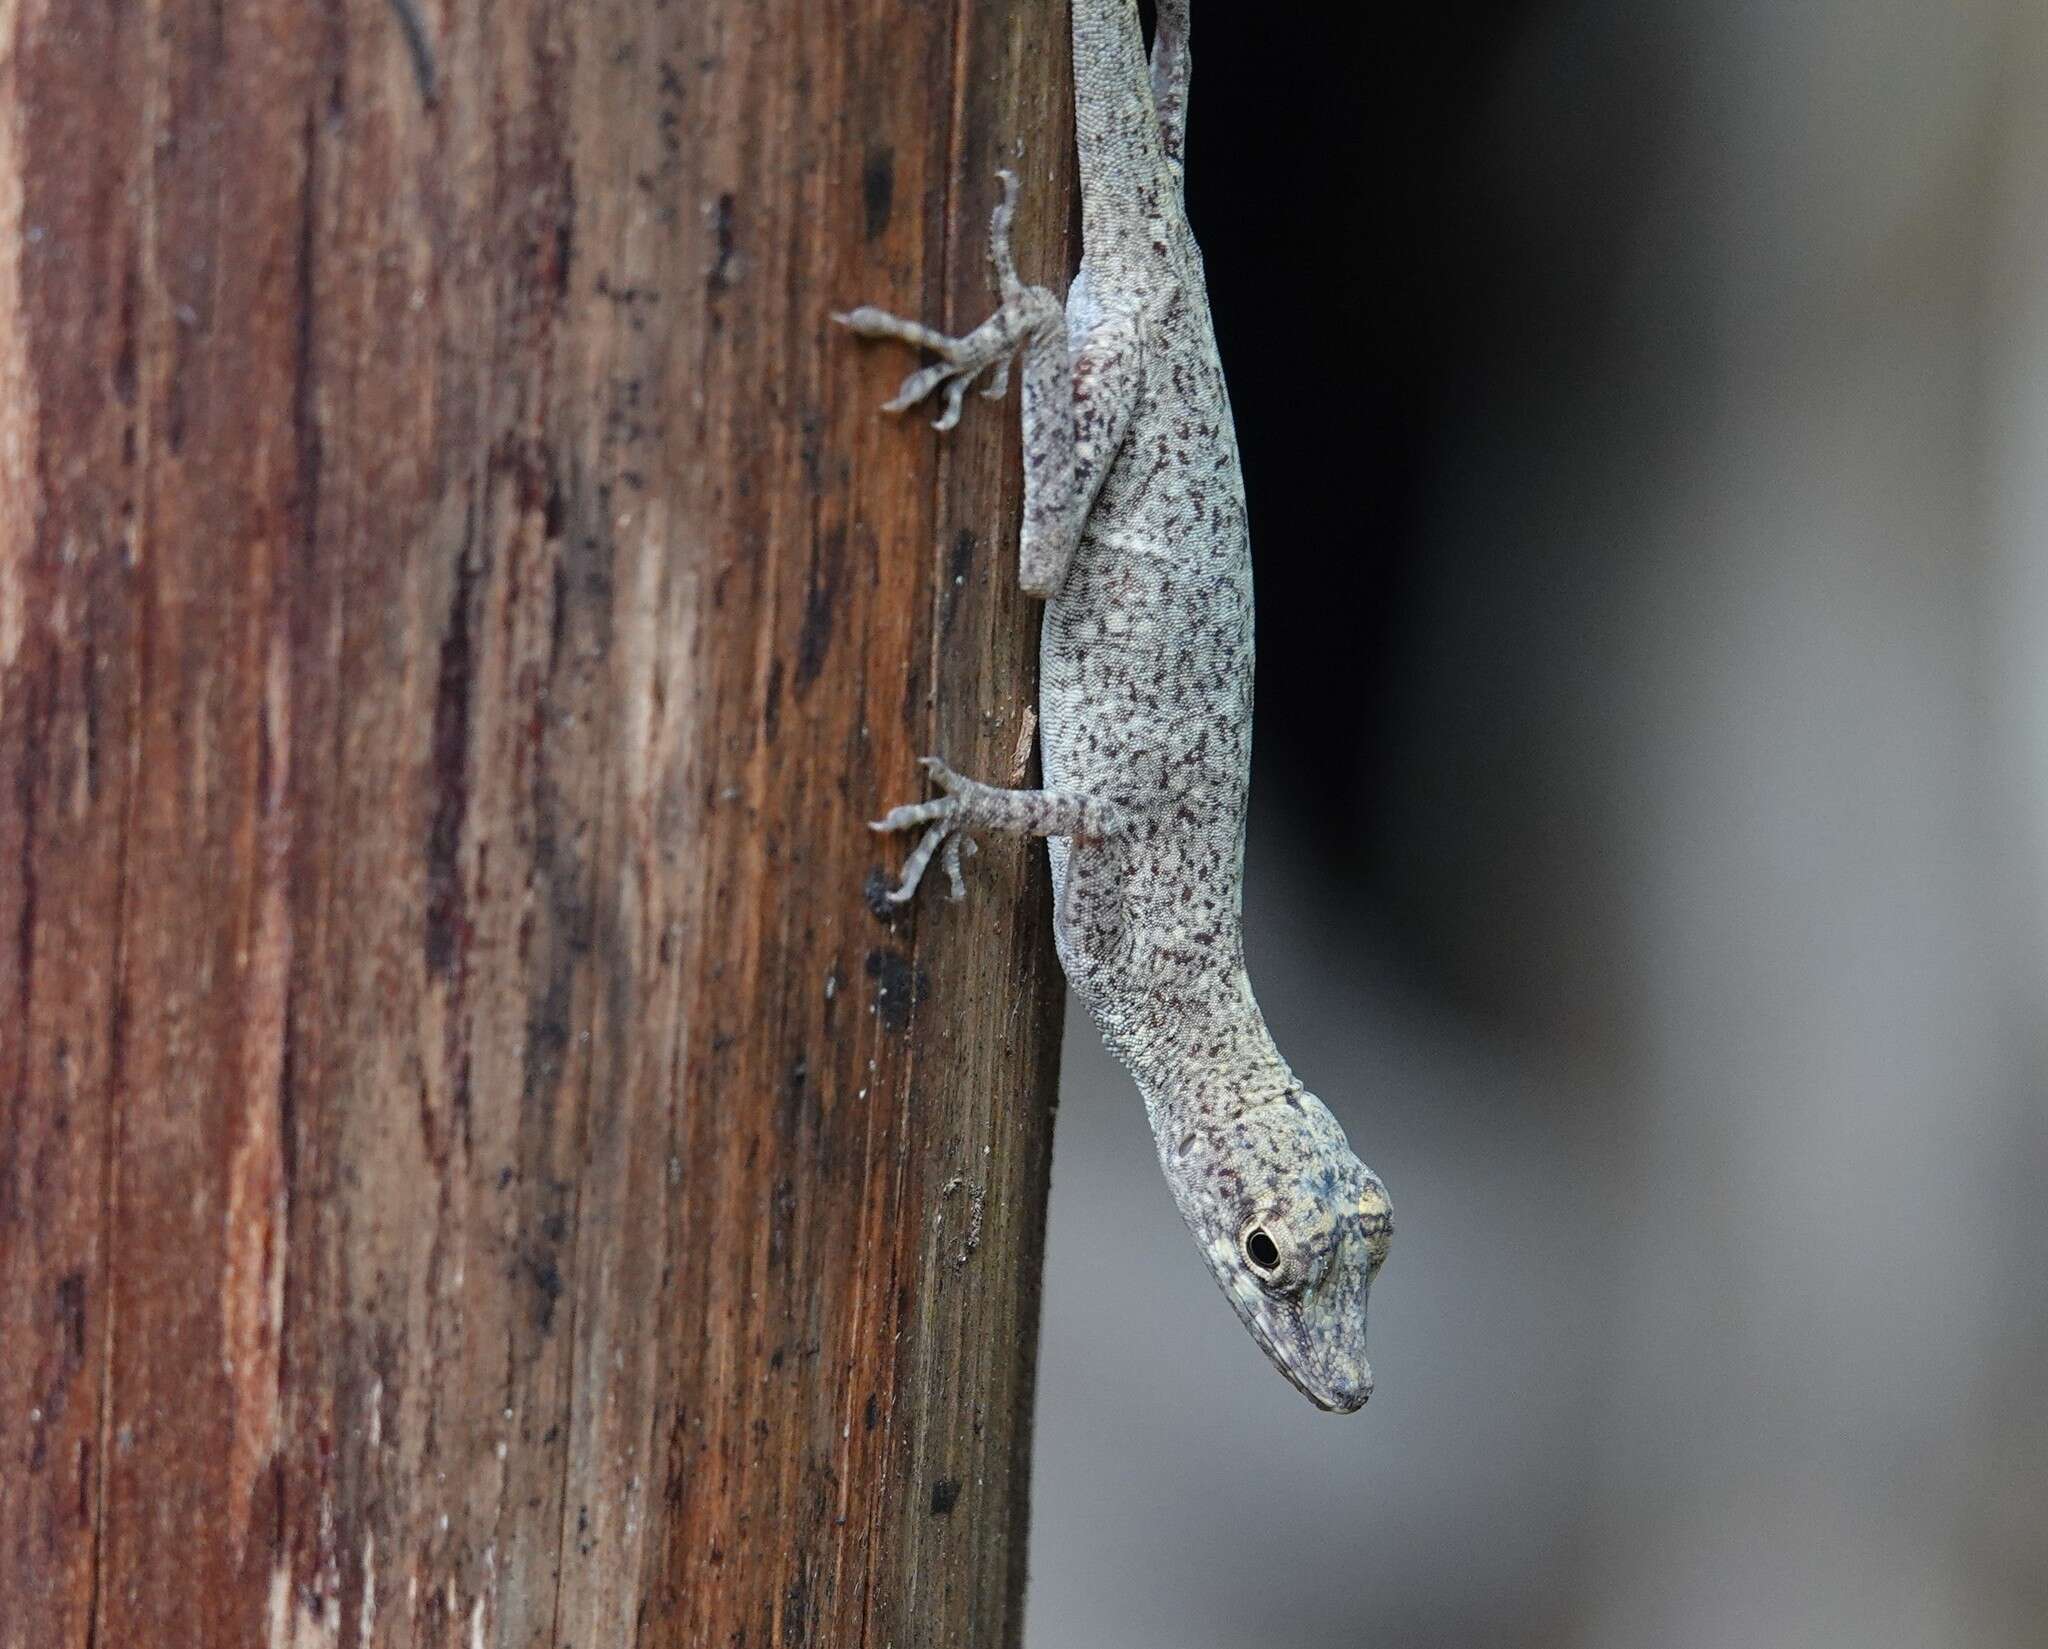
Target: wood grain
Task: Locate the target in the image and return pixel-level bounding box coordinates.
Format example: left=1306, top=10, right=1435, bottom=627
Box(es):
left=0, top=2, right=1075, bottom=1644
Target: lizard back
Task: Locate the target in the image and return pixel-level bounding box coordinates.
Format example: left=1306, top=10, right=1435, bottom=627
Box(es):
left=1039, top=257, right=1258, bottom=1074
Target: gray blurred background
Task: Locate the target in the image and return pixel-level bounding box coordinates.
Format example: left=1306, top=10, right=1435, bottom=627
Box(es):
left=1026, top=2, right=2048, bottom=1644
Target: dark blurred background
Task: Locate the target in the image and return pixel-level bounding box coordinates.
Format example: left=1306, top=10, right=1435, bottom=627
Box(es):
left=1027, top=2, right=2048, bottom=1645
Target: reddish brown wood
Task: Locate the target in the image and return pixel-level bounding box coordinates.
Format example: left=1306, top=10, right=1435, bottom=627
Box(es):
left=0, top=2, right=1073, bottom=1644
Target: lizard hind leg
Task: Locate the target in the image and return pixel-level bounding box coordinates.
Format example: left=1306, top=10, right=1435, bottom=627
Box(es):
left=836, top=167, right=1143, bottom=602
left=870, top=756, right=1106, bottom=905
left=835, top=170, right=1063, bottom=432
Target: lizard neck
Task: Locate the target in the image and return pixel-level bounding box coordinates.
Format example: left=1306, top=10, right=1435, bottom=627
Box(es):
left=1116, top=959, right=1301, bottom=1139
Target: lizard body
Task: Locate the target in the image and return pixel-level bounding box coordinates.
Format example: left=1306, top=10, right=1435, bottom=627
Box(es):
left=840, top=0, right=1389, bottom=1412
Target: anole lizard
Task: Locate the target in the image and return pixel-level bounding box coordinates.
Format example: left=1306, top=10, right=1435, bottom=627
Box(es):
left=840, top=0, right=1390, bottom=1412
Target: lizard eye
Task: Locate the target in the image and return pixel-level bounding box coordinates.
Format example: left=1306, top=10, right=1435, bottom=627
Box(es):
left=1237, top=1217, right=1319, bottom=1296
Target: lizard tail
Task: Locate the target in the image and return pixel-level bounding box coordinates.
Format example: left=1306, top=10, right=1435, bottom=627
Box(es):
left=1151, top=0, right=1192, bottom=180
left=1071, top=0, right=1181, bottom=260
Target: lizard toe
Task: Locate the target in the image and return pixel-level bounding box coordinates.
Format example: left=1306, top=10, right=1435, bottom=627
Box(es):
left=941, top=833, right=978, bottom=903
left=870, top=795, right=956, bottom=834
left=882, top=818, right=957, bottom=905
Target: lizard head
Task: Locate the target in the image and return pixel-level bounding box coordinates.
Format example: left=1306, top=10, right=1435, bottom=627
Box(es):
left=1164, top=1092, right=1391, bottom=1413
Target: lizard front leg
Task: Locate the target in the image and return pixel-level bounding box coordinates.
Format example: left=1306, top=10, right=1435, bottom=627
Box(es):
left=838, top=169, right=1142, bottom=599
left=836, top=169, right=1060, bottom=432
left=870, top=757, right=1113, bottom=905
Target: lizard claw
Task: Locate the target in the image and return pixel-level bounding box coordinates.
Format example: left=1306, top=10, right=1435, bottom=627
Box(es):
left=934, top=372, right=976, bottom=431
left=872, top=757, right=975, bottom=904
left=942, top=834, right=978, bottom=903
left=869, top=339, right=1006, bottom=428
left=881, top=358, right=965, bottom=414
left=879, top=819, right=955, bottom=904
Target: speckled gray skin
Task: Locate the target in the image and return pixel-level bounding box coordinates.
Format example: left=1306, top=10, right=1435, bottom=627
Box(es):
left=840, top=0, right=1390, bottom=1412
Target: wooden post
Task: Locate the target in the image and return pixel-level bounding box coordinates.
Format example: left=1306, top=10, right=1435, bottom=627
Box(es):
left=0, top=3, right=1073, bottom=1645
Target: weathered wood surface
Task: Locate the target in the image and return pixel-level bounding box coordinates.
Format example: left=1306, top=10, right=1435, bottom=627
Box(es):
left=0, top=2, right=1073, bottom=1645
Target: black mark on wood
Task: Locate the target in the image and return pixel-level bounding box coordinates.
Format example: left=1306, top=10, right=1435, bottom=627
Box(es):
left=863, top=949, right=923, bottom=1034
left=861, top=147, right=894, bottom=240
left=425, top=546, right=478, bottom=978
left=708, top=192, right=738, bottom=291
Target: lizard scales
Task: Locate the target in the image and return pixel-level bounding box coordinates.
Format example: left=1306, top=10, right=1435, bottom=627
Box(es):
left=841, top=0, right=1390, bottom=1413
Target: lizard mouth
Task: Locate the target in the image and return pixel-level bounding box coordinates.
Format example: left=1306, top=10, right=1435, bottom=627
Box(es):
left=1295, top=1359, right=1374, bottom=1413
left=1248, top=1311, right=1373, bottom=1412
left=1220, top=1271, right=1374, bottom=1413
